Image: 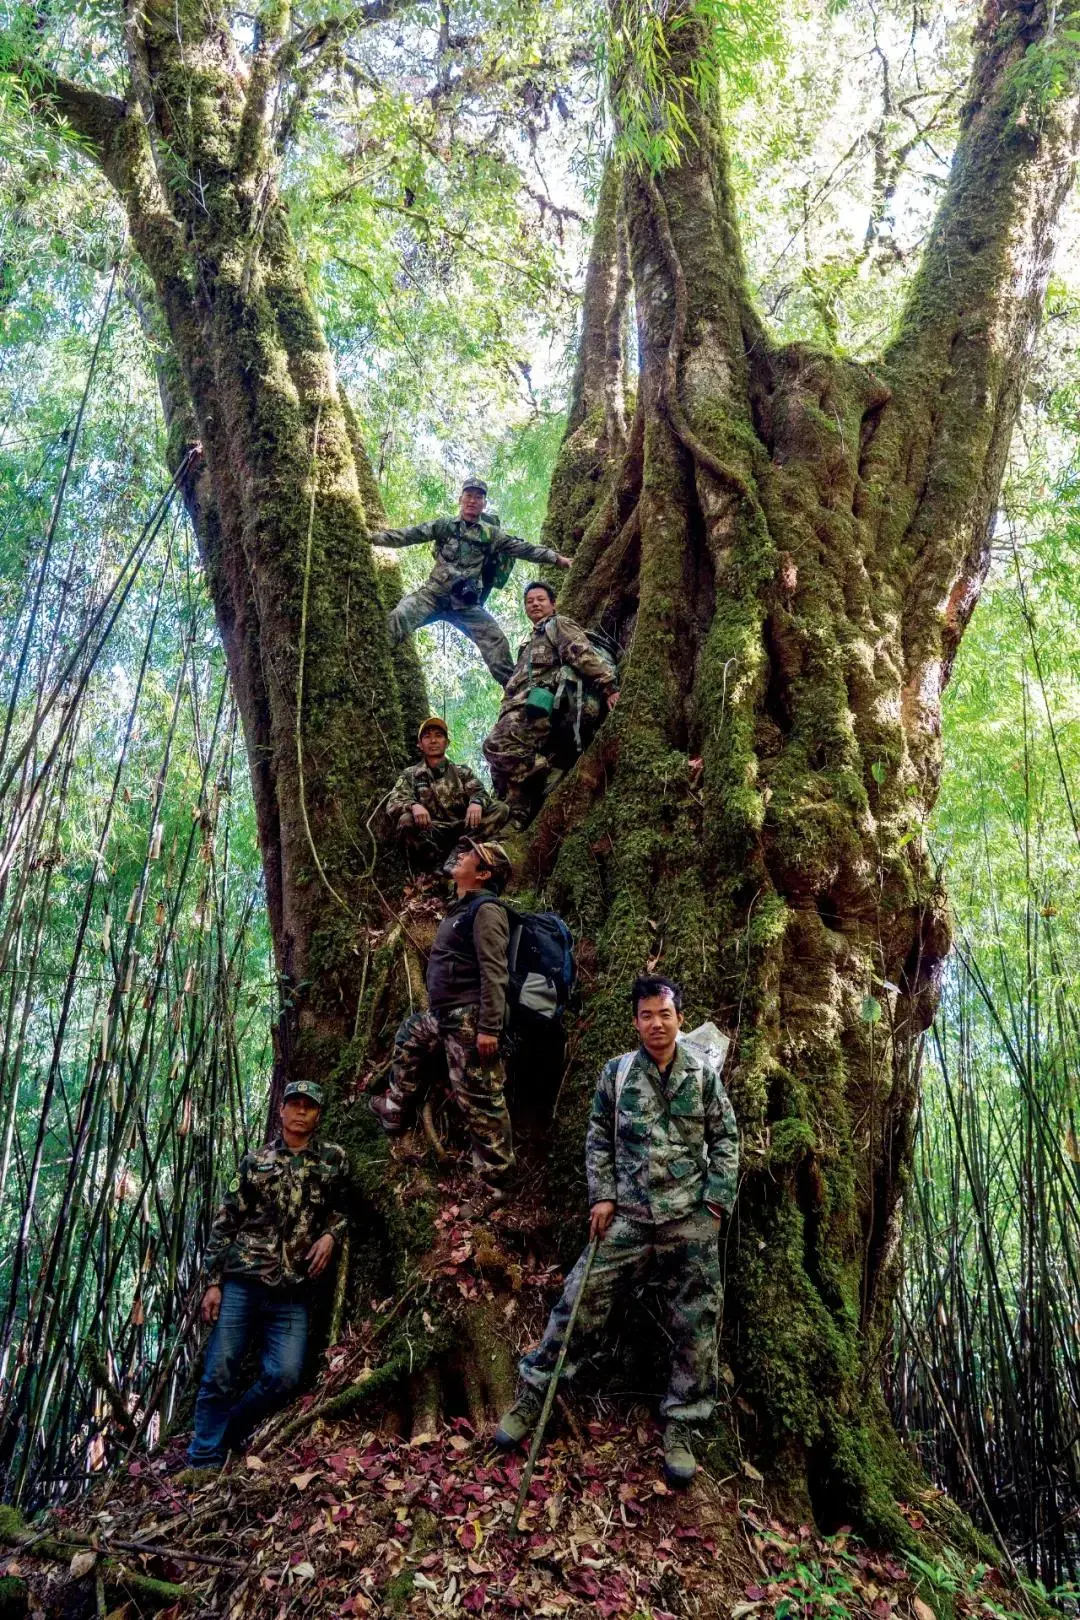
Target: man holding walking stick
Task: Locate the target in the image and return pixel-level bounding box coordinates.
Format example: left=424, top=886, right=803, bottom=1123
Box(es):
left=495, top=975, right=739, bottom=1487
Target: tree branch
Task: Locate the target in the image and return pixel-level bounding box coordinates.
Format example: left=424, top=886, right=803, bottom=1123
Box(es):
left=877, top=0, right=1080, bottom=671
left=15, top=64, right=125, bottom=161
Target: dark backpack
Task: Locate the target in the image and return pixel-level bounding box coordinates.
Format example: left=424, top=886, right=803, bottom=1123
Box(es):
left=460, top=899, right=576, bottom=1029
left=504, top=906, right=576, bottom=1026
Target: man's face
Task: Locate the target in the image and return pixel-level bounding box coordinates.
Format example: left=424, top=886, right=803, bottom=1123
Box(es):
left=448, top=844, right=490, bottom=888
left=281, top=1096, right=321, bottom=1137
left=633, top=993, right=683, bottom=1058
left=524, top=587, right=555, bottom=625
left=419, top=726, right=448, bottom=764
left=459, top=488, right=485, bottom=522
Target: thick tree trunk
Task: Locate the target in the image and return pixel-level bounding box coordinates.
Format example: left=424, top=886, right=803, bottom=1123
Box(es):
left=29, top=2, right=426, bottom=1109
left=18, top=0, right=1080, bottom=1540
left=531, top=0, right=1080, bottom=1533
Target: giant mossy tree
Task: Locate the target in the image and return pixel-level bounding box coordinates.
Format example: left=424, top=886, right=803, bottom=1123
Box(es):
left=6, top=0, right=1080, bottom=1536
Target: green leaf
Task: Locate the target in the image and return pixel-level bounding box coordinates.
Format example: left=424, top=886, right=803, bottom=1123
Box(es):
left=860, top=995, right=882, bottom=1025
left=871, top=760, right=887, bottom=785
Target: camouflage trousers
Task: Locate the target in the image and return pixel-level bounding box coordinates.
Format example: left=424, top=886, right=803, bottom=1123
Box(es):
left=385, top=1005, right=515, bottom=1184
left=519, top=1210, right=722, bottom=1421
left=481, top=702, right=555, bottom=822
left=394, top=801, right=510, bottom=871
left=388, top=583, right=514, bottom=686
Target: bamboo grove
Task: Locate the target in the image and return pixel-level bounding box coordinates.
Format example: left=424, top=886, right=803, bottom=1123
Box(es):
left=0, top=279, right=271, bottom=1508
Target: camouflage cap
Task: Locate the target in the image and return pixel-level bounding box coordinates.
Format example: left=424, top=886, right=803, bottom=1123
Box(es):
left=283, top=1080, right=325, bottom=1107
left=417, top=715, right=449, bottom=743
left=461, top=476, right=488, bottom=496
left=463, top=838, right=512, bottom=882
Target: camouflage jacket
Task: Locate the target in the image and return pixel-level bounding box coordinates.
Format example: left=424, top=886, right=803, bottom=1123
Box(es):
left=372, top=515, right=559, bottom=596
left=502, top=614, right=616, bottom=709
left=203, top=1136, right=348, bottom=1288
left=585, top=1042, right=739, bottom=1223
left=386, top=758, right=490, bottom=826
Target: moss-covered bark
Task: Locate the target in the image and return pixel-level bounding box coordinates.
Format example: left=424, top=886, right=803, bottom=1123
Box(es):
left=27, top=2, right=421, bottom=1109
left=532, top=0, right=1080, bottom=1536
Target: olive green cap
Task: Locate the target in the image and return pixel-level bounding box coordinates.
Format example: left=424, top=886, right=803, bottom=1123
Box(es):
left=283, top=1080, right=325, bottom=1107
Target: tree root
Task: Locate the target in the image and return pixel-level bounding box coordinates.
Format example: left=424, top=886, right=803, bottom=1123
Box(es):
left=264, top=1346, right=426, bottom=1452
left=0, top=1506, right=189, bottom=1611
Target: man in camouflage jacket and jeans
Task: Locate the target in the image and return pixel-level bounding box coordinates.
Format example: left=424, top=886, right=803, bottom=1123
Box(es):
left=371, top=477, right=571, bottom=686
left=495, top=975, right=738, bottom=1486
left=186, top=1081, right=347, bottom=1467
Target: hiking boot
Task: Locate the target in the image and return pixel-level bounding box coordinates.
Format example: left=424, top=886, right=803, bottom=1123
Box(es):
left=662, top=1421, right=697, bottom=1488
left=370, top=1093, right=404, bottom=1135
left=461, top=1183, right=508, bottom=1220
left=494, top=1383, right=545, bottom=1449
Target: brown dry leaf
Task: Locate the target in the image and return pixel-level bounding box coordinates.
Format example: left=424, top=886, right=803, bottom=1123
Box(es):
left=447, top=1435, right=470, bottom=1452
left=742, top=1459, right=764, bottom=1482
left=289, top=1470, right=320, bottom=1491
left=1065, top=1129, right=1080, bottom=1164
left=69, top=1549, right=97, bottom=1579
left=913, top=1600, right=936, bottom=1620
left=244, top=1453, right=266, bottom=1471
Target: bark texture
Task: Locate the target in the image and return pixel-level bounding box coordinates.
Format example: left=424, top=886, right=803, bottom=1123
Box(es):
left=530, top=0, right=1080, bottom=1532
left=26, top=0, right=425, bottom=1109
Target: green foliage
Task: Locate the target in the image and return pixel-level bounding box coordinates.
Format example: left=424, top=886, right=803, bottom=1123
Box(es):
left=604, top=0, right=785, bottom=172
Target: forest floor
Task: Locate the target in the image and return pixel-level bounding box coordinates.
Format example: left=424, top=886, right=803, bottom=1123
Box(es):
left=0, top=1184, right=1030, bottom=1620
left=1, top=1400, right=1016, bottom=1620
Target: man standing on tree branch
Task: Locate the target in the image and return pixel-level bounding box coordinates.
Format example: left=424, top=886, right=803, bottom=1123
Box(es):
left=185, top=1082, right=347, bottom=1469
left=370, top=839, right=515, bottom=1200
left=495, top=975, right=738, bottom=1487
left=371, top=477, right=572, bottom=687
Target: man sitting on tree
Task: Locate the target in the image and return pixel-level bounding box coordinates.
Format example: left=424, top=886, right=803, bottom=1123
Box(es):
left=385, top=715, right=509, bottom=870
left=482, top=579, right=618, bottom=828
left=495, top=975, right=738, bottom=1487
left=371, top=477, right=572, bottom=687
left=185, top=1081, right=347, bottom=1469
left=370, top=839, right=515, bottom=1202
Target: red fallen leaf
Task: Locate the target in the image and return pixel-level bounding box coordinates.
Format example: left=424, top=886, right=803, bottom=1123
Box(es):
left=745, top=1586, right=768, bottom=1600
left=871, top=1599, right=893, bottom=1619
left=462, top=1586, right=486, bottom=1613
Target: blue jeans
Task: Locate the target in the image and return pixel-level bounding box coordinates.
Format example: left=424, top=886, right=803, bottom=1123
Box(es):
left=187, top=1278, right=309, bottom=1465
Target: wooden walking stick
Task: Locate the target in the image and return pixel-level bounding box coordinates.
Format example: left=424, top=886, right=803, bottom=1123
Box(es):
left=510, top=1233, right=601, bottom=1535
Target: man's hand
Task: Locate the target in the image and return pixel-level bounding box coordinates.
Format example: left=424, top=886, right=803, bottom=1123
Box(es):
left=589, top=1200, right=616, bottom=1240
left=201, top=1285, right=222, bottom=1324
left=465, top=801, right=483, bottom=830
left=607, top=690, right=620, bottom=711
left=477, top=1031, right=500, bottom=1060
left=555, top=555, right=573, bottom=569
left=306, top=1233, right=335, bottom=1278
left=411, top=803, right=432, bottom=829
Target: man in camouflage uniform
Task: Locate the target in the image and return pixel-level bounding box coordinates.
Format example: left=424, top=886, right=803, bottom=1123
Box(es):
left=482, top=579, right=619, bottom=828
left=495, top=975, right=738, bottom=1487
left=370, top=840, right=515, bottom=1197
left=186, top=1081, right=347, bottom=1468
left=371, top=477, right=573, bottom=686
left=385, top=715, right=509, bottom=870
